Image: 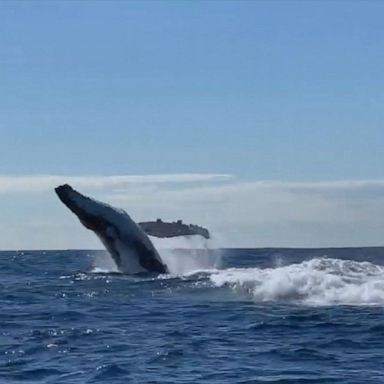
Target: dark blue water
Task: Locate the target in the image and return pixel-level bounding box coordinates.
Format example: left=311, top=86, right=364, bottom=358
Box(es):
left=2, top=248, right=384, bottom=383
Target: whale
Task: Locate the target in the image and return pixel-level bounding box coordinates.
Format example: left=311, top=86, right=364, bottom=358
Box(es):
left=54, top=184, right=168, bottom=274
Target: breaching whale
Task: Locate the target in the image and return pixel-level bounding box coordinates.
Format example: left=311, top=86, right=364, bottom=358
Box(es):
left=55, top=184, right=168, bottom=274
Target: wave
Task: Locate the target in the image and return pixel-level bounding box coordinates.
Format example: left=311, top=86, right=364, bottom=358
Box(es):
left=209, top=257, right=384, bottom=306
left=90, top=243, right=384, bottom=306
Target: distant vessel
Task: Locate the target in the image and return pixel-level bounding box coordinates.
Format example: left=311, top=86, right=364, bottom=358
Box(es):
left=139, top=219, right=210, bottom=239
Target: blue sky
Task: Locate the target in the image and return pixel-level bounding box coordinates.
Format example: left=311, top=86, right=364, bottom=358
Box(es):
left=0, top=1, right=384, bottom=248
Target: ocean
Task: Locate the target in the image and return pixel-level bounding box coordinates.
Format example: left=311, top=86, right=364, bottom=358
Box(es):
left=2, top=247, right=384, bottom=383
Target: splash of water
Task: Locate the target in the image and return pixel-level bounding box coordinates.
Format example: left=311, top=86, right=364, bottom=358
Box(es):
left=92, top=252, right=119, bottom=273
left=154, top=235, right=222, bottom=275
left=160, top=248, right=221, bottom=275
left=210, top=257, right=384, bottom=306
left=92, top=235, right=221, bottom=275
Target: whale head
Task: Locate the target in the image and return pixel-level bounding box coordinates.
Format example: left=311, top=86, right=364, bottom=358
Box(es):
left=55, top=184, right=116, bottom=232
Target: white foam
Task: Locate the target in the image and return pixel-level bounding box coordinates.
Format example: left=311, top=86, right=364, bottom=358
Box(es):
left=210, top=257, right=384, bottom=306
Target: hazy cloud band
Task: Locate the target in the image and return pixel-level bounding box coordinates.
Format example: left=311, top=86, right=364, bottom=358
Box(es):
left=1, top=174, right=384, bottom=249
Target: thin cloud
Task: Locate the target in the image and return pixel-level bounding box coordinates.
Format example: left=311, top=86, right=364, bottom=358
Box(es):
left=107, top=178, right=384, bottom=248
left=0, top=174, right=232, bottom=194
left=1, top=176, right=384, bottom=249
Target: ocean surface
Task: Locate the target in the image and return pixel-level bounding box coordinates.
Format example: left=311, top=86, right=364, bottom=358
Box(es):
left=2, top=247, right=384, bottom=383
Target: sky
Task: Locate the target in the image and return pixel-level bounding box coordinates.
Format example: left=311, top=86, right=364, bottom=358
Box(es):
left=0, top=1, right=384, bottom=249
